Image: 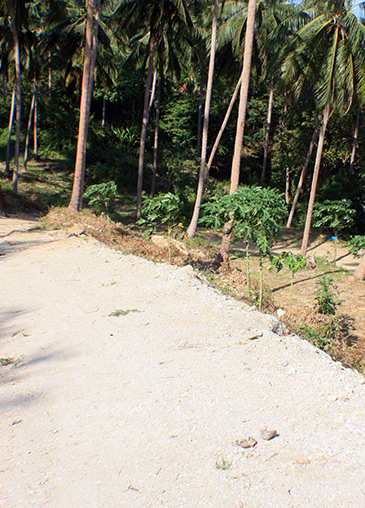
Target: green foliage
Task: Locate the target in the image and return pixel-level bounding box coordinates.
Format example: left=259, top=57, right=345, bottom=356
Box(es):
left=315, top=276, right=342, bottom=316
left=83, top=181, right=118, bottom=214
left=200, top=185, right=287, bottom=255
left=347, top=235, right=365, bottom=258
left=138, top=192, right=183, bottom=231
left=270, top=251, right=306, bottom=298
left=312, top=199, right=356, bottom=236
left=109, top=309, right=140, bottom=317
left=215, top=455, right=231, bottom=470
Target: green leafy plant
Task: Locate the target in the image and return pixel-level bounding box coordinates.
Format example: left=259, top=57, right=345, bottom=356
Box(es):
left=270, top=252, right=306, bottom=299
left=347, top=235, right=365, bottom=258
left=109, top=309, right=140, bottom=317
left=312, top=199, right=356, bottom=264
left=200, top=186, right=287, bottom=309
left=315, top=276, right=342, bottom=316
left=215, top=455, right=231, bottom=470
left=138, top=193, right=184, bottom=263
left=83, top=181, right=118, bottom=215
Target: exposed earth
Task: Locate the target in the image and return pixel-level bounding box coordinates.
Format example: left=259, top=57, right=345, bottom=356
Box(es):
left=1, top=216, right=364, bottom=507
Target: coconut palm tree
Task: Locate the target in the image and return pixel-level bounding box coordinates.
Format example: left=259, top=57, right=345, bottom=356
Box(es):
left=219, top=0, right=257, bottom=266
left=186, top=0, right=220, bottom=238
left=114, top=0, right=193, bottom=219
left=0, top=0, right=27, bottom=191
left=283, top=0, right=365, bottom=255
left=69, top=0, right=101, bottom=212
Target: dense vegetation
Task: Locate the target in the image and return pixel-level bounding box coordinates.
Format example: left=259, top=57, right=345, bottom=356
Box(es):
left=0, top=0, right=365, bottom=259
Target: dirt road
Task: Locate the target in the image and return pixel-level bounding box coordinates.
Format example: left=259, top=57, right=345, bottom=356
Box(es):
left=1, top=219, right=364, bottom=508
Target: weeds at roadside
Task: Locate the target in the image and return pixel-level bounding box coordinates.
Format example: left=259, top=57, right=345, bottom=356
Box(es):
left=108, top=309, right=140, bottom=317
left=215, top=455, right=231, bottom=470
left=0, top=357, right=15, bottom=366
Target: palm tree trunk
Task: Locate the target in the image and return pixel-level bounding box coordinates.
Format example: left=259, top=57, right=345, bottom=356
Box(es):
left=48, top=55, right=52, bottom=123
left=301, top=103, right=330, bottom=256
left=219, top=0, right=257, bottom=265
left=206, top=68, right=243, bottom=177
left=9, top=0, right=22, bottom=193
left=349, top=104, right=360, bottom=174
left=69, top=0, right=101, bottom=212
left=286, top=114, right=321, bottom=228
left=5, top=85, right=16, bottom=174
left=2, top=74, right=7, bottom=100
left=33, top=78, right=38, bottom=158
left=150, top=70, right=162, bottom=198
left=285, top=166, right=290, bottom=204
left=23, top=91, right=36, bottom=172
left=261, top=84, right=274, bottom=182
left=186, top=0, right=219, bottom=238
left=136, top=31, right=156, bottom=220
left=197, top=69, right=204, bottom=159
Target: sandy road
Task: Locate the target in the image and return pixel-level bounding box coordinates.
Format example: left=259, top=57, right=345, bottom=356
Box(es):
left=1, top=218, right=364, bottom=508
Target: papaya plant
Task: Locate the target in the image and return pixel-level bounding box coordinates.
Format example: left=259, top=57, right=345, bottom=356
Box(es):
left=137, top=192, right=183, bottom=263
left=270, top=251, right=306, bottom=299
left=83, top=181, right=118, bottom=216
left=312, top=200, right=356, bottom=264
left=200, top=186, right=287, bottom=310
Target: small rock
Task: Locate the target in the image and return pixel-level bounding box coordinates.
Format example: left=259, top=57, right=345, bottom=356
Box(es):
left=260, top=429, right=278, bottom=441
left=235, top=437, right=257, bottom=449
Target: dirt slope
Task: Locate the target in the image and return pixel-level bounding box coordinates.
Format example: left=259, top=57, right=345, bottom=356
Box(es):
left=1, top=219, right=364, bottom=508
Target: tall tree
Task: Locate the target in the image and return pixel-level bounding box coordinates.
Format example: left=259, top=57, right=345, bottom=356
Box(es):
left=291, top=0, right=365, bottom=255
left=186, top=0, right=219, bottom=238
left=219, top=0, right=257, bottom=266
left=69, top=0, right=101, bottom=212
left=7, top=0, right=24, bottom=192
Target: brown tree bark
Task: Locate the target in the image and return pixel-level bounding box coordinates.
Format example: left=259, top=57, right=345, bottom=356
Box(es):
left=23, top=90, right=36, bottom=171
left=136, top=31, right=156, bottom=220
left=261, top=84, right=274, bottom=182
left=5, top=85, right=16, bottom=174
left=69, top=0, right=101, bottom=212
left=301, top=103, right=330, bottom=256
left=196, top=70, right=204, bottom=159
left=349, top=104, right=360, bottom=174
left=150, top=70, right=162, bottom=198
left=219, top=0, right=257, bottom=265
left=33, top=78, right=38, bottom=158
left=206, top=68, right=243, bottom=177
left=8, top=0, right=22, bottom=193
left=286, top=114, right=321, bottom=228
left=186, top=0, right=219, bottom=238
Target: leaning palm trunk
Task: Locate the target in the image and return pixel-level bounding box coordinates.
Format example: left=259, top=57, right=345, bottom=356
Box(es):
left=196, top=69, right=204, bottom=159
left=186, top=0, right=219, bottom=238
left=9, top=1, right=22, bottom=193
left=301, top=104, right=330, bottom=256
left=33, top=79, right=38, bottom=158
left=286, top=114, right=321, bottom=228
left=205, top=68, right=243, bottom=177
left=136, top=32, right=156, bottom=220
left=150, top=70, right=162, bottom=198
left=5, top=85, right=16, bottom=174
left=69, top=0, right=101, bottom=212
left=349, top=104, right=360, bottom=174
left=48, top=56, right=52, bottom=123
left=23, top=92, right=36, bottom=171
left=219, top=0, right=257, bottom=266
left=261, top=84, right=274, bottom=182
